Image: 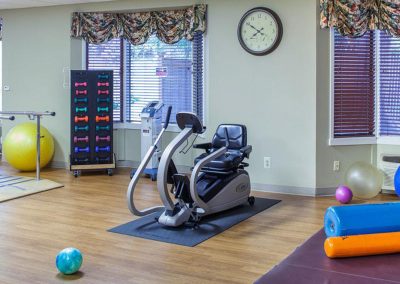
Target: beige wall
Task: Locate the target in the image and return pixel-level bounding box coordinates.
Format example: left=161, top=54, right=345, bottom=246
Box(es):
left=2, top=0, right=371, bottom=192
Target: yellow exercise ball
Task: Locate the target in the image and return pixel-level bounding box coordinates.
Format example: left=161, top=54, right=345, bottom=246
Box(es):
left=3, top=122, right=54, bottom=171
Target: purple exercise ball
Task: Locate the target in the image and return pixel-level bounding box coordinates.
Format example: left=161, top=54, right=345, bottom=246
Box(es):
left=335, top=185, right=353, bottom=204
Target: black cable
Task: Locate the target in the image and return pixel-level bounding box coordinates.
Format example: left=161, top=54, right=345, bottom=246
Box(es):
left=179, top=134, right=199, bottom=154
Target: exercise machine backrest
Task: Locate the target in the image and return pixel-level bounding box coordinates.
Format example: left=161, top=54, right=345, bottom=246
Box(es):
left=212, top=124, right=247, bottom=149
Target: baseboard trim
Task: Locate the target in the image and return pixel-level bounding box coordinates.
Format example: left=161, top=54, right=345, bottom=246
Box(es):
left=48, top=161, right=68, bottom=169
left=315, top=187, right=336, bottom=196
left=29, top=159, right=340, bottom=197
left=252, top=183, right=336, bottom=197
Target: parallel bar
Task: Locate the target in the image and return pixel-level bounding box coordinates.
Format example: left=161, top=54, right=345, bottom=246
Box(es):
left=0, top=116, right=15, bottom=120
left=0, top=111, right=55, bottom=116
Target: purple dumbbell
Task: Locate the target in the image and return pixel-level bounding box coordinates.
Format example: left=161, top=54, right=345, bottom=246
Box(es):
left=74, top=146, right=90, bottom=153
left=74, top=158, right=89, bottom=163
left=95, top=146, right=111, bottom=153
left=74, top=136, right=89, bottom=143
left=96, top=157, right=111, bottom=163
left=96, top=135, right=111, bottom=142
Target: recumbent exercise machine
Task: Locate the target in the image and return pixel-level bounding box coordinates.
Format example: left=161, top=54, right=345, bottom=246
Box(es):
left=127, top=107, right=254, bottom=227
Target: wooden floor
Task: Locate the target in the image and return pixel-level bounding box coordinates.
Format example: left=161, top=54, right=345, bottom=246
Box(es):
left=0, top=163, right=397, bottom=284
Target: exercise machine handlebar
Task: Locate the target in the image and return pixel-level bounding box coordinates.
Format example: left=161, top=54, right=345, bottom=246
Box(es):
left=164, top=106, right=172, bottom=129
left=127, top=106, right=172, bottom=216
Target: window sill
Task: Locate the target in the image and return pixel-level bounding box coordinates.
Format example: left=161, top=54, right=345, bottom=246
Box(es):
left=329, top=137, right=377, bottom=146
left=113, top=122, right=182, bottom=133
left=377, top=137, right=400, bottom=145
left=329, top=136, right=400, bottom=146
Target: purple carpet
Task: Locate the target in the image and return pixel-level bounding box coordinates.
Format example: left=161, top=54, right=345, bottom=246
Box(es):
left=255, top=229, right=400, bottom=284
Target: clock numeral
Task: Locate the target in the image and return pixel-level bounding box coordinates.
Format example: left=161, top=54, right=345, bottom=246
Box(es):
left=251, top=16, right=254, bottom=21
left=258, top=14, right=261, bottom=18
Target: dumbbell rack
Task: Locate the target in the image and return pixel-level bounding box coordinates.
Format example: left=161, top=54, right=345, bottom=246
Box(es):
left=70, top=70, right=115, bottom=177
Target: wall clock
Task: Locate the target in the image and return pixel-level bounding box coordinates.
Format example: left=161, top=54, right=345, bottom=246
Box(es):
left=237, top=7, right=283, bottom=56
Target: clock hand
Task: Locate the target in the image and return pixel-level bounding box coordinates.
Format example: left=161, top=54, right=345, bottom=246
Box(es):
left=250, top=31, right=259, bottom=39
left=248, top=23, right=262, bottom=33
left=250, top=27, right=265, bottom=39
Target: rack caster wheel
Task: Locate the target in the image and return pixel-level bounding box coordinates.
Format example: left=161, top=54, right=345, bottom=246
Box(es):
left=151, top=174, right=157, bottom=181
left=107, top=169, right=113, bottom=176
left=73, top=170, right=81, bottom=178
left=248, top=196, right=255, bottom=206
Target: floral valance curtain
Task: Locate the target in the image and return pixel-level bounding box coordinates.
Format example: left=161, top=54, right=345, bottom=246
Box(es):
left=71, top=4, right=207, bottom=45
left=320, top=0, right=400, bottom=37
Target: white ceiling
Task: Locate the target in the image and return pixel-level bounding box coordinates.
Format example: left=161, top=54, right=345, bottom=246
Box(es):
left=0, top=0, right=116, bottom=10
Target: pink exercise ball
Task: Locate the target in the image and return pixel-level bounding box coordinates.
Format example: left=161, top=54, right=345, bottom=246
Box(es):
left=335, top=185, right=353, bottom=204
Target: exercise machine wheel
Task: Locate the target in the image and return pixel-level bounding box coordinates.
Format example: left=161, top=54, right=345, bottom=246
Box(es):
left=73, top=170, right=81, bottom=178
left=248, top=196, right=255, bottom=206
left=151, top=174, right=157, bottom=181
left=107, top=169, right=113, bottom=176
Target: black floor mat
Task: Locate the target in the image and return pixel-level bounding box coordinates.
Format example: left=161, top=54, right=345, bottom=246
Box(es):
left=109, top=197, right=281, bottom=247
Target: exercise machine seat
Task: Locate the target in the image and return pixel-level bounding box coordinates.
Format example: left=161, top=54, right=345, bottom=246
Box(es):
left=194, top=124, right=251, bottom=172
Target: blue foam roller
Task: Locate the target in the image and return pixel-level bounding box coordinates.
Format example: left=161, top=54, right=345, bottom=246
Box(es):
left=324, top=202, right=400, bottom=237
left=394, top=166, right=400, bottom=197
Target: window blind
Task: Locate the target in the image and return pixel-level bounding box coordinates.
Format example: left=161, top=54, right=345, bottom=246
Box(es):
left=379, top=31, right=400, bottom=136
left=125, top=34, right=203, bottom=124
left=333, top=30, right=375, bottom=138
left=87, top=38, right=123, bottom=122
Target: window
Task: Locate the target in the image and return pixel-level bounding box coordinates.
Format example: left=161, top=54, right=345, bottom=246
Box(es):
left=87, top=33, right=204, bottom=125
left=87, top=38, right=123, bottom=122
left=379, top=32, right=400, bottom=136
left=332, top=29, right=400, bottom=143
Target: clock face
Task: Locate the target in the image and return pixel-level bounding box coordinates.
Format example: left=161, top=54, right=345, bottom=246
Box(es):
left=238, top=7, right=283, bottom=56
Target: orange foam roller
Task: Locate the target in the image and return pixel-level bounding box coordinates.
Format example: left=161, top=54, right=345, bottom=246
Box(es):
left=324, top=231, right=400, bottom=258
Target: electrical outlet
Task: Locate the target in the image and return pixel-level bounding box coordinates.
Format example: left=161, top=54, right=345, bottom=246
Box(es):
left=333, top=160, right=340, bottom=171
left=264, top=157, right=271, bottom=168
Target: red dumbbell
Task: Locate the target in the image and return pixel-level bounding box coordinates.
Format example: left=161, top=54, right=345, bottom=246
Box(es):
left=75, top=116, right=89, bottom=123
left=96, top=135, right=111, bottom=142
left=96, top=115, right=110, bottom=123
left=75, top=90, right=87, bottom=95
left=74, top=136, right=89, bottom=143
left=97, top=82, right=109, bottom=87
left=75, top=82, right=87, bottom=87
left=97, top=90, right=109, bottom=95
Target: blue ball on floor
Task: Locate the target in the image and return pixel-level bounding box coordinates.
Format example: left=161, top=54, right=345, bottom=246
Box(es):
left=56, top=247, right=83, bottom=275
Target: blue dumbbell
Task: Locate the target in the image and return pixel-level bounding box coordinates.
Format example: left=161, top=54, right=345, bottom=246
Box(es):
left=97, top=74, right=109, bottom=80
left=96, top=157, right=111, bottom=163
left=74, top=158, right=89, bottom=163
left=74, top=146, right=90, bottom=153
left=95, top=146, right=111, bottom=153
left=97, top=106, right=109, bottom=113
left=74, top=125, right=89, bottom=132
left=96, top=125, right=110, bottom=131
left=97, top=97, right=110, bottom=103
left=74, top=97, right=88, bottom=104
left=76, top=107, right=88, bottom=113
